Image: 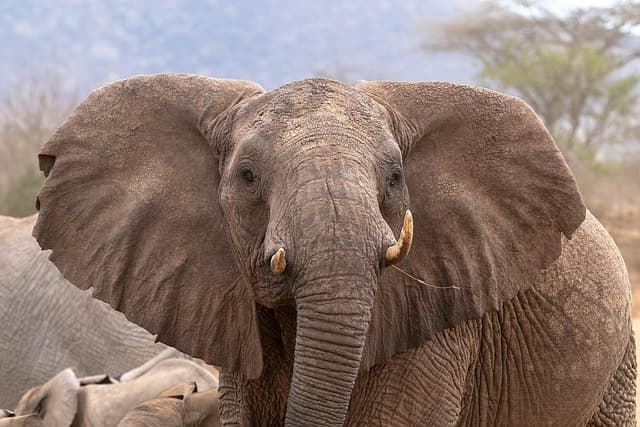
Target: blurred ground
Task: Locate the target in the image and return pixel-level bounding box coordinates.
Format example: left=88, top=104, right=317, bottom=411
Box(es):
left=598, top=207, right=640, bottom=316
left=601, top=207, right=640, bottom=419
left=634, top=319, right=640, bottom=421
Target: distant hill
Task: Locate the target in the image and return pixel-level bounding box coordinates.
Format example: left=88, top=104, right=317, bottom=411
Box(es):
left=1, top=0, right=476, bottom=95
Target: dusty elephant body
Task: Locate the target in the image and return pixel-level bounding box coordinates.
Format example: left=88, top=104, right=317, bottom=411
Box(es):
left=33, top=74, right=635, bottom=426
left=0, top=215, right=165, bottom=409
left=219, top=211, right=634, bottom=426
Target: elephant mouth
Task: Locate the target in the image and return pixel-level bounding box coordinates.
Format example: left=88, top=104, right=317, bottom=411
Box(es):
left=247, top=276, right=295, bottom=309
left=247, top=209, right=413, bottom=310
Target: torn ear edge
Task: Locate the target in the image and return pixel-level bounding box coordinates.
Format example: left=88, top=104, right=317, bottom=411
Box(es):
left=35, top=155, right=56, bottom=211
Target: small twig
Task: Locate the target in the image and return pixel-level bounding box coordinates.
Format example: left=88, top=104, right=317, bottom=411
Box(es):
left=390, top=265, right=460, bottom=290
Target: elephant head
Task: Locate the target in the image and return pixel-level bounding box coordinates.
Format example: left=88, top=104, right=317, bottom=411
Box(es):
left=34, top=75, right=585, bottom=426
left=13, top=369, right=79, bottom=427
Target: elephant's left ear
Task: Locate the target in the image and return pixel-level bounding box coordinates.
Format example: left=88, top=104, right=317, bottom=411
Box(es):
left=356, top=81, right=586, bottom=365
left=14, top=368, right=79, bottom=426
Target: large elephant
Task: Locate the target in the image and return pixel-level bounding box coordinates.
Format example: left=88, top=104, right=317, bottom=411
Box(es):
left=0, top=214, right=167, bottom=409
left=32, top=74, right=635, bottom=426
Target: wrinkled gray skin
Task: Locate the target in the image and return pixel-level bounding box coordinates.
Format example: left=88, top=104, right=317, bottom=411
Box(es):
left=12, top=354, right=218, bottom=427
left=32, top=75, right=635, bottom=426
left=0, top=215, right=165, bottom=408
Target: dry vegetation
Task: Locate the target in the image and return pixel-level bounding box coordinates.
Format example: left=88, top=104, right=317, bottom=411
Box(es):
left=578, top=162, right=640, bottom=316
left=423, top=0, right=640, bottom=322
left=0, top=72, right=77, bottom=217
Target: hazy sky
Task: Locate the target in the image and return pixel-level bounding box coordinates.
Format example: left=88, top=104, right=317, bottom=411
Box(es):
left=1, top=0, right=635, bottom=94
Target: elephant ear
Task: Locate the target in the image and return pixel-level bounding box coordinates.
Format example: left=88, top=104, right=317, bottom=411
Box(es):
left=34, top=74, right=266, bottom=379
left=357, top=81, right=586, bottom=367
left=14, top=368, right=79, bottom=427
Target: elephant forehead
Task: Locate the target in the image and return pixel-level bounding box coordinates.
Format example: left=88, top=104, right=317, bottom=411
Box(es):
left=236, top=78, right=391, bottom=141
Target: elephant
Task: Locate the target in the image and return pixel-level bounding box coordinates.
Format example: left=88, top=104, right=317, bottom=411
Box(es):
left=0, top=214, right=166, bottom=409
left=32, top=74, right=635, bottom=426
left=9, top=351, right=218, bottom=427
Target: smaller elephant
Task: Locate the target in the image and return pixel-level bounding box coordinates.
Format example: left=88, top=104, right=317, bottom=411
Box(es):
left=9, top=350, right=219, bottom=427
left=13, top=369, right=79, bottom=427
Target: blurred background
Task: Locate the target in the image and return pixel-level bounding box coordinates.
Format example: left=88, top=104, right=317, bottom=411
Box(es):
left=1, top=0, right=638, bottom=301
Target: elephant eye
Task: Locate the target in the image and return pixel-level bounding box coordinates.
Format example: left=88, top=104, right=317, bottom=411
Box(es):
left=235, top=161, right=261, bottom=196
left=388, top=170, right=402, bottom=188
left=242, top=169, right=255, bottom=184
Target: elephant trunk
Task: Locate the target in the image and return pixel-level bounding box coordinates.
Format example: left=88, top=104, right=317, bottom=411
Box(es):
left=282, top=188, right=381, bottom=424
left=285, top=274, right=374, bottom=426
left=273, top=152, right=393, bottom=426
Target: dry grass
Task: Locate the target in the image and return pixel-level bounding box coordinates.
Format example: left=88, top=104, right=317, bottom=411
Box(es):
left=598, top=207, right=640, bottom=317
left=599, top=201, right=640, bottom=417
left=634, top=319, right=640, bottom=420
left=578, top=170, right=640, bottom=415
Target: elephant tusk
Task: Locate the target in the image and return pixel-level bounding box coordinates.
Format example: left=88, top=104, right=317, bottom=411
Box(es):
left=385, top=210, right=413, bottom=265
left=271, top=248, right=286, bottom=275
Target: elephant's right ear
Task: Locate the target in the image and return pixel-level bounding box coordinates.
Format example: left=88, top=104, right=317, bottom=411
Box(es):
left=34, top=74, right=266, bottom=379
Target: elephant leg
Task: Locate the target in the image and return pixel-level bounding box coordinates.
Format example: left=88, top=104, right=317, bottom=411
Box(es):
left=218, top=306, right=294, bottom=426
left=347, top=322, right=481, bottom=427
left=218, top=370, right=251, bottom=427
left=586, top=333, right=637, bottom=427
left=218, top=362, right=290, bottom=426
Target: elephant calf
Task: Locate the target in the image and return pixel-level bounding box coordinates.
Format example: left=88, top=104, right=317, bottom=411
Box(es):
left=1, top=352, right=219, bottom=427
left=32, top=74, right=635, bottom=425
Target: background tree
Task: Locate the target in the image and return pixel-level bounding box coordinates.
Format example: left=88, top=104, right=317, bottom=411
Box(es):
left=0, top=71, right=78, bottom=216
left=422, top=0, right=640, bottom=165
